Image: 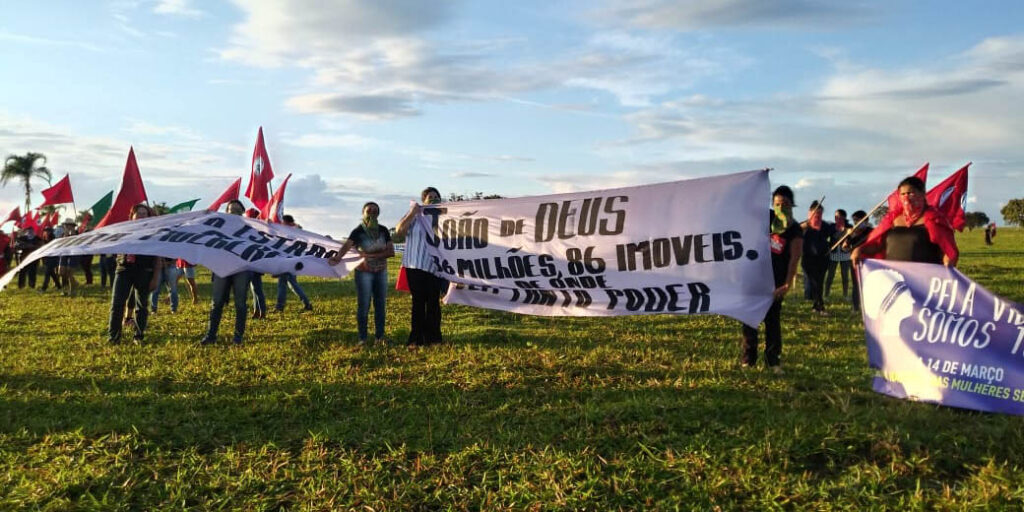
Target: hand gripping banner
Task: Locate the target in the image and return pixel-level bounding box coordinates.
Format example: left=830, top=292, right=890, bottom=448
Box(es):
left=0, top=210, right=362, bottom=291
left=421, top=169, right=776, bottom=326
left=860, top=259, right=1024, bottom=415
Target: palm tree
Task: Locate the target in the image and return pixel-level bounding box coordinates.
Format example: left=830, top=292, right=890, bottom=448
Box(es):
left=2, top=152, right=52, bottom=211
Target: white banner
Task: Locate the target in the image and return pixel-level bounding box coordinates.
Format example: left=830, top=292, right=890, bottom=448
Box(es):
left=0, top=210, right=363, bottom=290
left=422, top=169, right=775, bottom=326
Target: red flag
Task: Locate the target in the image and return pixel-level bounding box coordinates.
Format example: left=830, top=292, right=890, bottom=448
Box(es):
left=887, top=163, right=929, bottom=216
left=48, top=210, right=60, bottom=227
left=95, top=147, right=149, bottom=228
left=395, top=266, right=411, bottom=293
left=39, top=174, right=75, bottom=207
left=259, top=173, right=290, bottom=223
left=926, top=163, right=970, bottom=232
left=2, top=206, right=19, bottom=226
left=20, top=211, right=40, bottom=234
left=79, top=212, right=92, bottom=230
left=245, top=127, right=275, bottom=210
left=40, top=212, right=54, bottom=230
left=207, top=177, right=242, bottom=211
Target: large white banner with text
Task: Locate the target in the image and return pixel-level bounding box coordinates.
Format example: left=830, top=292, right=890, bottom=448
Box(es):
left=421, top=170, right=775, bottom=326
left=0, top=210, right=362, bottom=290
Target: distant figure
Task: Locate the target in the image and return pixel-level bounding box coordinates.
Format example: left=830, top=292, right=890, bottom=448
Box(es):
left=801, top=200, right=834, bottom=315
left=843, top=210, right=872, bottom=312
left=984, top=222, right=997, bottom=246
left=825, top=209, right=852, bottom=298
left=245, top=208, right=267, bottom=319
left=275, top=214, right=313, bottom=313
left=14, top=227, right=42, bottom=288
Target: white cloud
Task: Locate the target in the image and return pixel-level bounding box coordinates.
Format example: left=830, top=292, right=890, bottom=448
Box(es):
left=283, top=133, right=377, bottom=149
left=154, top=0, right=204, bottom=17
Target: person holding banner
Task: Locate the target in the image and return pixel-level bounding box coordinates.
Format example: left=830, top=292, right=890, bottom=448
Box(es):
left=107, top=204, right=162, bottom=344
left=741, top=185, right=803, bottom=372
left=200, top=200, right=252, bottom=345
left=329, top=201, right=395, bottom=346
left=395, top=187, right=445, bottom=348
left=851, top=176, right=959, bottom=267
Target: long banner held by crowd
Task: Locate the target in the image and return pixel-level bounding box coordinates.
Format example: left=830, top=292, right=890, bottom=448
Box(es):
left=860, top=259, right=1024, bottom=415
left=0, top=210, right=363, bottom=291
left=420, top=169, right=776, bottom=326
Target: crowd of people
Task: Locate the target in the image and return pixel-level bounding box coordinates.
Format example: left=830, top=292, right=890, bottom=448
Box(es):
left=741, top=176, right=960, bottom=374
left=2, top=178, right=962, bottom=369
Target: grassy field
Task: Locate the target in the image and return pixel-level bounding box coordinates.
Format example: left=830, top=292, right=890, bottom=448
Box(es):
left=1, top=228, right=1022, bottom=510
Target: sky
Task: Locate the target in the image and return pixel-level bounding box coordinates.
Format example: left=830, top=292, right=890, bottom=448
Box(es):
left=1, top=0, right=1022, bottom=236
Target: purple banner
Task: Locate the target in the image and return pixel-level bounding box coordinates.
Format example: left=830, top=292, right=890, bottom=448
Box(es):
left=860, top=259, right=1024, bottom=415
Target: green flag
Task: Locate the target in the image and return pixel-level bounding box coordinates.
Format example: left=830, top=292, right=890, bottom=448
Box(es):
left=168, top=198, right=200, bottom=213
left=87, top=191, right=114, bottom=228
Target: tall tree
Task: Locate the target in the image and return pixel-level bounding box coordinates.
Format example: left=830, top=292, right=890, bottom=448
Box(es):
left=963, top=211, right=990, bottom=231
left=1001, top=198, right=1024, bottom=227
left=1, top=152, right=52, bottom=211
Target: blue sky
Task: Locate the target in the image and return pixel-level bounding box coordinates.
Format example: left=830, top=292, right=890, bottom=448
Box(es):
left=2, top=0, right=1022, bottom=235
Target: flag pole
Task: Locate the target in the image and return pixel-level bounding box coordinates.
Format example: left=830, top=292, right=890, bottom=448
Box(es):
left=829, top=196, right=888, bottom=252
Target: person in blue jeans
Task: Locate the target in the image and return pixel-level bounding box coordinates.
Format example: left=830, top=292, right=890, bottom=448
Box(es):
left=275, top=214, right=313, bottom=312
left=330, top=202, right=395, bottom=345
left=200, top=200, right=250, bottom=345
left=244, top=208, right=268, bottom=319
left=150, top=257, right=180, bottom=313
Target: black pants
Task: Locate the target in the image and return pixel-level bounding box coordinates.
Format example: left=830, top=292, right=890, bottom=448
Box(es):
left=108, top=267, right=153, bottom=341
left=406, top=268, right=444, bottom=345
left=207, top=272, right=249, bottom=342
left=851, top=265, right=862, bottom=312
left=17, top=260, right=39, bottom=288
left=803, top=258, right=828, bottom=312
left=100, top=255, right=117, bottom=288
left=40, top=258, right=60, bottom=291
left=80, top=255, right=94, bottom=285
left=741, top=299, right=783, bottom=367
left=825, top=259, right=851, bottom=297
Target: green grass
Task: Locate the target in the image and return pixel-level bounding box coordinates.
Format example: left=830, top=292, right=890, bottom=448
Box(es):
left=1, top=229, right=1022, bottom=510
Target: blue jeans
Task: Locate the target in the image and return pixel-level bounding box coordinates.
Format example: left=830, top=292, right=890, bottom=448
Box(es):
left=207, top=272, right=249, bottom=342
left=276, top=273, right=310, bottom=310
left=250, top=272, right=267, bottom=315
left=151, top=265, right=180, bottom=312
left=354, top=269, right=388, bottom=341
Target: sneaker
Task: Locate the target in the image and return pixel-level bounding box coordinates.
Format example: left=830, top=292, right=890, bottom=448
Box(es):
left=302, top=303, right=313, bottom=312
left=770, top=366, right=784, bottom=375
left=375, top=337, right=391, bottom=347
left=108, top=335, right=121, bottom=345
left=357, top=339, right=367, bottom=347
left=232, top=337, right=243, bottom=345
left=198, top=337, right=215, bottom=346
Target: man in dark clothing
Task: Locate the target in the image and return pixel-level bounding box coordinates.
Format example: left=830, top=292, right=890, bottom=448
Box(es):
left=842, top=210, right=873, bottom=312
left=801, top=200, right=835, bottom=315
left=13, top=228, right=42, bottom=289
left=741, top=185, right=803, bottom=373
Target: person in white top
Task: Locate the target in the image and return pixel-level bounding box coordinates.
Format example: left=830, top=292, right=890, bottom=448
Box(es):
left=394, top=187, right=445, bottom=348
